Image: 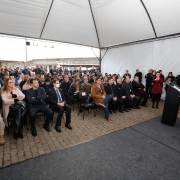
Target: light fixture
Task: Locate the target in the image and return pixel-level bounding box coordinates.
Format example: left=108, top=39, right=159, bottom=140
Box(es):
left=33, top=41, right=38, bottom=46
left=49, top=44, right=54, bottom=48
left=42, top=42, right=47, bottom=47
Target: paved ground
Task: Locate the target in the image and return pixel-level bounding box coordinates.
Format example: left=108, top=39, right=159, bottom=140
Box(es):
left=0, top=100, right=179, bottom=168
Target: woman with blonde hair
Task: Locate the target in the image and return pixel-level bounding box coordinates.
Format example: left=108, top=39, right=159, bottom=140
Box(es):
left=22, top=78, right=32, bottom=91
left=68, top=78, right=80, bottom=105
left=1, top=77, right=25, bottom=139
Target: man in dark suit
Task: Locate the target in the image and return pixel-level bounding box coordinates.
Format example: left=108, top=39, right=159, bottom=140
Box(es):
left=49, top=79, right=72, bottom=132
left=26, top=78, right=53, bottom=136
left=134, top=69, right=142, bottom=83
left=123, top=76, right=140, bottom=111
left=116, top=77, right=126, bottom=113
left=132, top=76, right=148, bottom=107
left=104, top=77, right=116, bottom=114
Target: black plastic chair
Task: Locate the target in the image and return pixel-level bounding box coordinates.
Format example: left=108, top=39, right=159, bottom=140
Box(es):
left=78, top=92, right=97, bottom=119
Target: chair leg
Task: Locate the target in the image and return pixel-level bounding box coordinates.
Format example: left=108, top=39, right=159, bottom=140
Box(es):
left=83, top=108, right=86, bottom=120
left=26, top=123, right=29, bottom=131
left=94, top=108, right=96, bottom=117
left=51, top=112, right=54, bottom=126
left=78, top=109, right=80, bottom=116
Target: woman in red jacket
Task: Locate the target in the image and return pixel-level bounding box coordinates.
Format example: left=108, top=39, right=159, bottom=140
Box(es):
left=151, top=71, right=163, bottom=108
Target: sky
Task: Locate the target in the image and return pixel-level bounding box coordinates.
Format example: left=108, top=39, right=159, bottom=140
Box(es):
left=0, top=35, right=100, bottom=61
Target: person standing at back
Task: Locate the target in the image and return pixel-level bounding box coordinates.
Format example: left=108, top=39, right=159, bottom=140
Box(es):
left=22, top=66, right=31, bottom=76
left=134, top=69, right=142, bottom=83
left=145, top=69, right=153, bottom=94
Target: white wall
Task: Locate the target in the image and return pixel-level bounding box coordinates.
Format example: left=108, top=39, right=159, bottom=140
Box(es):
left=102, top=37, right=180, bottom=81
left=101, top=37, right=180, bottom=99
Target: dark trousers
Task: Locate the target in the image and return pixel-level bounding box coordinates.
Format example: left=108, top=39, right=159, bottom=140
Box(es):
left=51, top=104, right=71, bottom=126
left=117, top=98, right=125, bottom=110
left=64, top=92, right=69, bottom=102
left=152, top=94, right=161, bottom=106
left=140, top=92, right=149, bottom=106
left=8, top=108, right=23, bottom=134
left=28, top=105, right=53, bottom=127
left=124, top=95, right=140, bottom=108
left=109, top=99, right=117, bottom=111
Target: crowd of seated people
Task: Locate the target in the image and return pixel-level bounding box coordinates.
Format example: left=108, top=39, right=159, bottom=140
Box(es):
left=0, top=65, right=176, bottom=145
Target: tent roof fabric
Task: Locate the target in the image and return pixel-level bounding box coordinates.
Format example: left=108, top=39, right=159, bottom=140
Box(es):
left=0, top=0, right=180, bottom=48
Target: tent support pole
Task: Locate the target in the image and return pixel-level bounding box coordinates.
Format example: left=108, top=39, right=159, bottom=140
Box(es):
left=99, top=49, right=102, bottom=72
left=140, top=0, right=157, bottom=38
left=40, top=0, right=54, bottom=38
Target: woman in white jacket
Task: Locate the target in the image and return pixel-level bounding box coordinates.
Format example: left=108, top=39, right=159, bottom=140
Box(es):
left=1, top=77, right=25, bottom=139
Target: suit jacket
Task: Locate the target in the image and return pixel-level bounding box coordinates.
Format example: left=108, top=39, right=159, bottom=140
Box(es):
left=91, top=83, right=106, bottom=105
left=123, top=82, right=134, bottom=96
left=116, top=83, right=126, bottom=99
left=26, top=87, right=46, bottom=108
left=132, top=80, right=145, bottom=97
left=104, top=83, right=117, bottom=97
left=49, top=88, right=66, bottom=109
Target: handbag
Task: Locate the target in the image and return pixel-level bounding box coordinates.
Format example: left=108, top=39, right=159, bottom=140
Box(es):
left=9, top=101, right=25, bottom=112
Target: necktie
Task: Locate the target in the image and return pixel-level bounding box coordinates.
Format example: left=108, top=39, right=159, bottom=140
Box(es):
left=56, top=90, right=62, bottom=103
left=34, top=89, right=38, bottom=96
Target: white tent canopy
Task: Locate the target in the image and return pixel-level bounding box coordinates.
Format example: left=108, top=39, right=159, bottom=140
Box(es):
left=0, top=0, right=180, bottom=48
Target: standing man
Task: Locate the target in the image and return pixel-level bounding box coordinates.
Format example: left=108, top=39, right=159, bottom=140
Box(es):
left=145, top=69, right=153, bottom=94
left=26, top=78, right=53, bottom=136
left=123, top=70, right=131, bottom=80
left=134, top=69, right=142, bottom=83
left=49, top=79, right=72, bottom=132
left=22, top=66, right=31, bottom=76
left=50, top=66, right=57, bottom=77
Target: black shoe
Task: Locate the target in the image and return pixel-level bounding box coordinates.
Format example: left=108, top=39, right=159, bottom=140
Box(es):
left=31, top=127, right=37, bottom=136
left=141, top=104, right=148, bottom=107
left=65, top=124, right=72, bottom=130
left=119, top=110, right=124, bottom=113
left=79, top=108, right=83, bottom=113
left=43, top=124, right=50, bottom=132
left=109, top=110, right=113, bottom=114
left=55, top=126, right=61, bottom=133
left=128, top=108, right=131, bottom=110
left=123, top=109, right=129, bottom=112
left=135, top=106, right=140, bottom=109
left=13, top=133, right=19, bottom=140
left=19, top=133, right=24, bottom=139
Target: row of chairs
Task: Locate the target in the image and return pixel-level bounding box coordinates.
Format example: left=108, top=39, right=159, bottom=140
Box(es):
left=6, top=91, right=100, bottom=136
